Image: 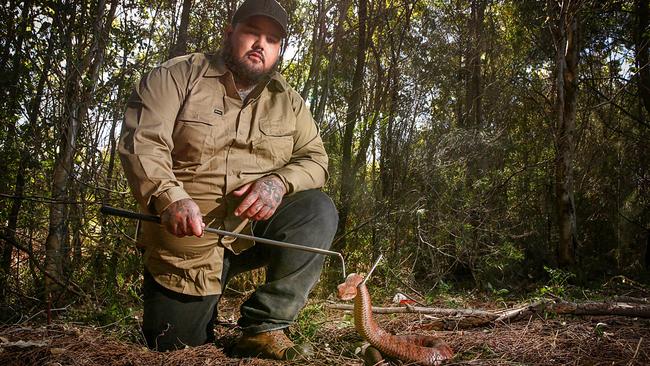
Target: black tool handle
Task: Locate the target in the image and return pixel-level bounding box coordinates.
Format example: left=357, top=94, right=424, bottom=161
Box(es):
left=100, top=205, right=161, bottom=223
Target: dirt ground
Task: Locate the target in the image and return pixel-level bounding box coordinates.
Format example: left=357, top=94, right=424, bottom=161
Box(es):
left=1, top=298, right=648, bottom=366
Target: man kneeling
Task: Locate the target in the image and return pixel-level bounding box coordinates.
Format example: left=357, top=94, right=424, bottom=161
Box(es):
left=118, top=0, right=337, bottom=359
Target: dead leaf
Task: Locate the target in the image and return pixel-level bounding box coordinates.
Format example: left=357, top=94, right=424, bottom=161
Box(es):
left=50, top=347, right=66, bottom=355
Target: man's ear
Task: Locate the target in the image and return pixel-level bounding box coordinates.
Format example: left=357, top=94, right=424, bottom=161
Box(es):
left=224, top=24, right=233, bottom=37
left=221, top=25, right=233, bottom=47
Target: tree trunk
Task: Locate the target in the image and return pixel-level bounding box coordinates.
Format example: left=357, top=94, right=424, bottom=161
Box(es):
left=336, top=0, right=368, bottom=250
left=314, top=0, right=353, bottom=124
left=0, top=0, right=16, bottom=77
left=551, top=0, right=580, bottom=268
left=464, top=0, right=486, bottom=128
left=635, top=0, right=650, bottom=117
left=96, top=47, right=128, bottom=284
left=45, top=83, right=81, bottom=293
left=1, top=163, right=25, bottom=297
left=0, top=23, right=52, bottom=291
left=168, top=0, right=192, bottom=59
left=0, top=0, right=33, bottom=224
left=44, top=0, right=118, bottom=296
left=301, top=0, right=327, bottom=101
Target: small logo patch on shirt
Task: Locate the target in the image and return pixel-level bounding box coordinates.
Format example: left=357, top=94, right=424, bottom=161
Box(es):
left=213, top=108, right=223, bottom=115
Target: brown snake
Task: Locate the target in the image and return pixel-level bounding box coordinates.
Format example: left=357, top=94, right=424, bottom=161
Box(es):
left=337, top=273, right=453, bottom=365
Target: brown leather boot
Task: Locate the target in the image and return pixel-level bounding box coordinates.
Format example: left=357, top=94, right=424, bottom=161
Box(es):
left=231, top=329, right=313, bottom=360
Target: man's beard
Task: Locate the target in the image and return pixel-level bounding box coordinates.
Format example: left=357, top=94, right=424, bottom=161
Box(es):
left=223, top=36, right=278, bottom=87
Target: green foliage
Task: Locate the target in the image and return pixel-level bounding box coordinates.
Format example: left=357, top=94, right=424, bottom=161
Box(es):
left=64, top=299, right=144, bottom=343
left=537, top=266, right=577, bottom=298
left=291, top=303, right=326, bottom=343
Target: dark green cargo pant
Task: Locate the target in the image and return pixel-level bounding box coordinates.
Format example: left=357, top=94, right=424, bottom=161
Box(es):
left=142, top=189, right=338, bottom=351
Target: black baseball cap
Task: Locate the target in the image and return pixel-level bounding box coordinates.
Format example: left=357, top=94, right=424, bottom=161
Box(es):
left=232, top=0, right=288, bottom=37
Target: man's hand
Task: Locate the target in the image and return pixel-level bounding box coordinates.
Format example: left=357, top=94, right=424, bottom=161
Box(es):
left=233, top=175, right=287, bottom=221
left=161, top=198, right=205, bottom=237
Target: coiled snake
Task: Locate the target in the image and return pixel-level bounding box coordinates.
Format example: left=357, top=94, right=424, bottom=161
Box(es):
left=337, top=273, right=453, bottom=365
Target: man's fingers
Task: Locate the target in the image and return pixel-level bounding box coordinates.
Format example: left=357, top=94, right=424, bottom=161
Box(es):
left=189, top=215, right=204, bottom=237
left=263, top=206, right=278, bottom=220
left=160, top=198, right=205, bottom=237
left=253, top=206, right=272, bottom=221
left=233, top=182, right=253, bottom=197
left=235, top=192, right=259, bottom=217
left=176, top=218, right=188, bottom=237
left=244, top=200, right=265, bottom=219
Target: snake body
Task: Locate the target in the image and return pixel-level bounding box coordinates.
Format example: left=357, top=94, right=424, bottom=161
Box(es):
left=337, top=273, right=453, bottom=366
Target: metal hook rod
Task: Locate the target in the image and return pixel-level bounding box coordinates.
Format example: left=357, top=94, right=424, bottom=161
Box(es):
left=100, top=205, right=347, bottom=279
left=361, top=253, right=383, bottom=286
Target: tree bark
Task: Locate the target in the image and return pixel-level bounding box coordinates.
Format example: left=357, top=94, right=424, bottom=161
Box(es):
left=336, top=0, right=368, bottom=251
left=551, top=0, right=580, bottom=268
left=300, top=0, right=326, bottom=101
left=635, top=0, right=650, bottom=117
left=314, top=0, right=353, bottom=124
left=168, top=0, right=192, bottom=59
left=463, top=0, right=486, bottom=128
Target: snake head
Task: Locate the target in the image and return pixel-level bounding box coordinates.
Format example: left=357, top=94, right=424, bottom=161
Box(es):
left=337, top=273, right=364, bottom=300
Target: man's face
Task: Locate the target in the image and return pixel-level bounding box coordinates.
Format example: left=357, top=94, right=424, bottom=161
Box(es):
left=223, top=15, right=283, bottom=86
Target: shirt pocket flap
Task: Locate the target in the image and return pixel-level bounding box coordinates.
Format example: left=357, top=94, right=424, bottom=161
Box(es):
left=259, top=119, right=294, bottom=137
left=177, top=104, right=220, bottom=125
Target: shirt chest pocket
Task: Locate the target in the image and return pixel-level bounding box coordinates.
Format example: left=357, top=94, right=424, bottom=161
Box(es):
left=172, top=104, right=221, bottom=166
left=254, top=118, right=295, bottom=170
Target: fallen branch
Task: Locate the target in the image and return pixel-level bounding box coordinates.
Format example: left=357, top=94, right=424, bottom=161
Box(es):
left=542, top=300, right=650, bottom=318
left=328, top=299, right=650, bottom=330
left=328, top=303, right=496, bottom=318
left=614, top=296, right=649, bottom=304
left=495, top=301, right=544, bottom=323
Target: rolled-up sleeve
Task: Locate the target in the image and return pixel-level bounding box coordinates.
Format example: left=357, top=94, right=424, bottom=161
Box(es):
left=118, top=65, right=191, bottom=214
left=273, top=89, right=329, bottom=193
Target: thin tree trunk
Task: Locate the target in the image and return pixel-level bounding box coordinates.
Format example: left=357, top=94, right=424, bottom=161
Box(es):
left=635, top=0, right=650, bottom=116
left=551, top=0, right=580, bottom=268
left=45, top=81, right=81, bottom=292
left=1, top=164, right=25, bottom=297
left=377, top=1, right=416, bottom=201
left=97, top=47, right=128, bottom=284
left=0, top=0, right=33, bottom=222
left=168, top=0, right=192, bottom=59
left=464, top=0, right=486, bottom=128
left=0, top=24, right=52, bottom=290
left=301, top=0, right=327, bottom=101
left=336, top=0, right=368, bottom=251
left=45, top=0, right=118, bottom=295
left=314, top=0, right=353, bottom=124
left=0, top=0, right=16, bottom=77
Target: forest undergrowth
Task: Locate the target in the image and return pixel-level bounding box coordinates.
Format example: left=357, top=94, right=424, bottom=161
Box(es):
left=2, top=272, right=649, bottom=365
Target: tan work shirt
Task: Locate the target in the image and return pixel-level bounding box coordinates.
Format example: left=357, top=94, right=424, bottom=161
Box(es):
left=118, top=52, right=328, bottom=296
